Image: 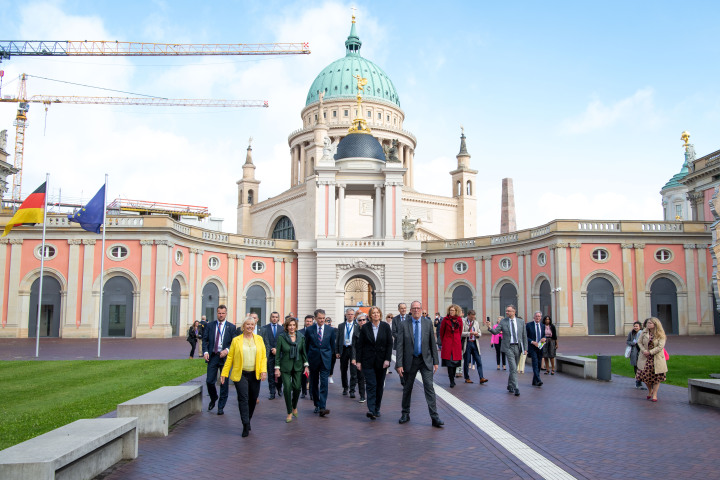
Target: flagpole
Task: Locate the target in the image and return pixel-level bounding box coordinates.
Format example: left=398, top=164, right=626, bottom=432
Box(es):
left=35, top=173, right=49, bottom=358
left=97, top=174, right=108, bottom=358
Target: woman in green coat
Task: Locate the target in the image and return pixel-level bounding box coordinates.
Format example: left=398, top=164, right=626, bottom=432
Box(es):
left=274, top=317, right=309, bottom=422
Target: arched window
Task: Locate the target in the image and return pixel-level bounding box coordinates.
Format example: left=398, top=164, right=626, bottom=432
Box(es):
left=272, top=216, right=296, bottom=240
left=466, top=180, right=472, bottom=196
left=456, top=181, right=462, bottom=196
left=247, top=190, right=254, bottom=205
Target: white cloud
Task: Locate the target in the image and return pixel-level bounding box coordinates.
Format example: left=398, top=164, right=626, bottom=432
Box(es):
left=561, top=87, right=663, bottom=134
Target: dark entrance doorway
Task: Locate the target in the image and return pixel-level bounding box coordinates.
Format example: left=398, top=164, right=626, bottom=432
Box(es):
left=102, top=276, right=134, bottom=337
left=587, top=277, right=615, bottom=335
left=170, top=279, right=181, bottom=336
left=344, top=276, right=376, bottom=309
left=650, top=278, right=678, bottom=335
left=452, top=285, right=473, bottom=317
left=202, top=283, right=219, bottom=323
left=539, top=280, right=551, bottom=318
left=29, top=276, right=61, bottom=338
left=499, top=283, right=518, bottom=317
left=246, top=285, right=267, bottom=328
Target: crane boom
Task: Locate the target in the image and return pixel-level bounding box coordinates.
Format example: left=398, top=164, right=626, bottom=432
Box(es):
left=1, top=96, right=269, bottom=107
left=0, top=40, right=310, bottom=59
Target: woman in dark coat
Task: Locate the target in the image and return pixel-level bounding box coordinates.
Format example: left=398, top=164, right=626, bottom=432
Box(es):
left=274, top=317, right=309, bottom=423
left=356, top=306, right=393, bottom=420
left=187, top=320, right=200, bottom=358
left=439, top=304, right=463, bottom=388
left=626, top=321, right=644, bottom=389
left=541, top=316, right=558, bottom=374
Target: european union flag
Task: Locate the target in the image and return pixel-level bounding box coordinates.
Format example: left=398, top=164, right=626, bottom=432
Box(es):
left=68, top=185, right=106, bottom=233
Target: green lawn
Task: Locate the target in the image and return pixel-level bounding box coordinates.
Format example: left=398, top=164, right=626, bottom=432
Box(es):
left=0, top=359, right=206, bottom=450
left=585, top=355, right=720, bottom=388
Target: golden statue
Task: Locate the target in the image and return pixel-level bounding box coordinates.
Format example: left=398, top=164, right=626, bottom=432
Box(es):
left=681, top=130, right=690, bottom=147
left=348, top=74, right=371, bottom=134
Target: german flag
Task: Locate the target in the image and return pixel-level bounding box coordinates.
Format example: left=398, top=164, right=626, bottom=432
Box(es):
left=2, top=182, right=47, bottom=237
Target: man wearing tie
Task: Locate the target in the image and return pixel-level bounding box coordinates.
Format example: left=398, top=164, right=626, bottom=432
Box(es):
left=392, top=303, right=410, bottom=386
left=396, top=301, right=444, bottom=428
left=202, top=305, right=237, bottom=414
left=336, top=308, right=358, bottom=398
left=526, top=311, right=545, bottom=387
left=484, top=305, right=527, bottom=396
left=305, top=309, right=336, bottom=416
left=262, top=311, right=284, bottom=399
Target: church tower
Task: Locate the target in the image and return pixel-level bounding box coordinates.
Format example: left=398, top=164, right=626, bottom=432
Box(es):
left=236, top=139, right=260, bottom=234
left=450, top=128, right=477, bottom=238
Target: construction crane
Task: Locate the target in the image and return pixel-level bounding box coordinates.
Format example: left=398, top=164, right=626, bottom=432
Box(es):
left=2, top=74, right=269, bottom=202
left=0, top=40, right=310, bottom=61
left=0, top=39, right=309, bottom=201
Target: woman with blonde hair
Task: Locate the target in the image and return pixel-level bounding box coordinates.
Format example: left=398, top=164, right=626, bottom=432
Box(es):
left=635, top=317, right=667, bottom=402
left=356, top=306, right=393, bottom=419
left=221, top=315, right=267, bottom=437
left=439, top=304, right=464, bottom=388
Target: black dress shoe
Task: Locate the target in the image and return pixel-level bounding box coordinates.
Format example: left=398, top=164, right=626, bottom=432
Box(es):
left=269, top=394, right=275, bottom=400
left=319, top=409, right=330, bottom=417
left=507, top=385, right=512, bottom=392
left=374, top=411, right=381, bottom=417
left=217, top=409, right=224, bottom=415
left=241, top=425, right=249, bottom=437
left=367, top=412, right=376, bottom=420
left=514, top=388, right=520, bottom=396
left=208, top=400, right=216, bottom=411
left=537, top=381, right=543, bottom=387
left=349, top=392, right=356, bottom=398
left=314, top=406, right=319, bottom=414
left=343, top=389, right=348, bottom=395
left=399, top=414, right=410, bottom=424
left=432, top=418, right=444, bottom=428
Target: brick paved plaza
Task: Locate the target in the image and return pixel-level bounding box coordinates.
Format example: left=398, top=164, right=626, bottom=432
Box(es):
left=3, top=336, right=720, bottom=479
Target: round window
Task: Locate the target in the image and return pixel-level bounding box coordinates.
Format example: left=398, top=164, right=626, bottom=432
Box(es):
left=537, top=252, right=547, bottom=266
left=251, top=260, right=266, bottom=273
left=499, top=258, right=512, bottom=271
left=654, top=248, right=672, bottom=263
left=208, top=256, right=220, bottom=270
left=453, top=261, right=469, bottom=274
left=591, top=248, right=609, bottom=263
left=35, top=244, right=57, bottom=260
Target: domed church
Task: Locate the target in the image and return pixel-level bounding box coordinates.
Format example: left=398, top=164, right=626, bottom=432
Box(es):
left=236, top=17, right=478, bottom=317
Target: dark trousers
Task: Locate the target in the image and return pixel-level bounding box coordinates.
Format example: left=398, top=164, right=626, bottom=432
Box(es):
left=301, top=371, right=308, bottom=396
left=309, top=364, right=329, bottom=409
left=463, top=342, right=484, bottom=379
left=267, top=356, right=282, bottom=395
left=339, top=346, right=357, bottom=392
left=401, top=355, right=439, bottom=420
left=364, top=366, right=387, bottom=414
left=234, top=370, right=260, bottom=426
left=206, top=353, right=229, bottom=409
left=356, top=368, right=366, bottom=398
left=529, top=346, right=542, bottom=384
left=493, top=344, right=506, bottom=367
left=188, top=340, right=196, bottom=357
left=280, top=369, right=302, bottom=414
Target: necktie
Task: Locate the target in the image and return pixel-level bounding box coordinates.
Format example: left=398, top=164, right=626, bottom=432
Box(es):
left=318, top=326, right=323, bottom=343
left=414, top=320, right=421, bottom=356
left=536, top=323, right=541, bottom=344
left=272, top=324, right=277, bottom=337
left=214, top=323, right=222, bottom=353
left=510, top=319, right=516, bottom=344
left=345, top=324, right=352, bottom=345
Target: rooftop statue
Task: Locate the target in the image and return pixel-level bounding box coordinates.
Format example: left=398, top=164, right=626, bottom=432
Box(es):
left=384, top=139, right=401, bottom=162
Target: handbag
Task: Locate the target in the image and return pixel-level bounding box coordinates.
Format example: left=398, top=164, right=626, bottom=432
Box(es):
left=624, top=346, right=632, bottom=358
left=517, top=352, right=527, bottom=373
left=664, top=348, right=669, bottom=361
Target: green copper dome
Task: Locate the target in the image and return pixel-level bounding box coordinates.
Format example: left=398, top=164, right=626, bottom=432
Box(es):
left=305, top=21, right=400, bottom=107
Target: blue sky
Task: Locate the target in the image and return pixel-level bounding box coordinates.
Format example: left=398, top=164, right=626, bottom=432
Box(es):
left=0, top=0, right=718, bottom=235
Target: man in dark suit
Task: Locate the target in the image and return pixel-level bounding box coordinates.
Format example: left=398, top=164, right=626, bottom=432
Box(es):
left=393, top=303, right=410, bottom=386
left=336, top=308, right=358, bottom=398
left=484, top=305, right=527, bottom=396
left=356, top=307, right=393, bottom=419
left=298, top=315, right=314, bottom=399
left=262, top=311, right=284, bottom=399
left=305, top=309, right=336, bottom=416
left=396, top=301, right=443, bottom=428
left=526, top=311, right=545, bottom=387
left=202, top=305, right=237, bottom=415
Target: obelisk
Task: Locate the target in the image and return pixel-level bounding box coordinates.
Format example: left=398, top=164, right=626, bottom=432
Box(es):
left=501, top=178, right=516, bottom=234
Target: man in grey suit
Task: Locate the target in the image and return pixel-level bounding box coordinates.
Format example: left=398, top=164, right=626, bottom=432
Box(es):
left=485, top=305, right=527, bottom=396
left=396, top=301, right=444, bottom=428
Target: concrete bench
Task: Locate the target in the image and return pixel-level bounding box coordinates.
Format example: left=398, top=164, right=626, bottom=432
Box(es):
left=688, top=379, right=720, bottom=408
left=0, top=417, right=137, bottom=480
left=117, top=385, right=201, bottom=437
left=555, top=355, right=597, bottom=379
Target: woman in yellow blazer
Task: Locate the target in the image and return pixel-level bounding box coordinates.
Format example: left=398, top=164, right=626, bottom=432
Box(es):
left=221, top=315, right=267, bottom=437
left=635, top=317, right=668, bottom=402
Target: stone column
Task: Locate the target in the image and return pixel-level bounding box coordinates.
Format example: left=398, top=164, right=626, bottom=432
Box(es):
left=274, top=257, right=283, bottom=314
left=291, top=147, right=298, bottom=187
left=194, top=249, right=204, bottom=321
left=483, top=256, right=492, bottom=319
left=474, top=256, right=483, bottom=319
left=696, top=245, right=711, bottom=332
left=154, top=240, right=172, bottom=337
left=188, top=248, right=197, bottom=322
left=227, top=254, right=237, bottom=325
left=81, top=239, right=97, bottom=337
left=621, top=244, right=635, bottom=334
left=409, top=149, right=414, bottom=189
left=551, top=243, right=569, bottom=328
left=137, top=240, right=154, bottom=336
left=436, top=259, right=446, bottom=314
left=633, top=243, right=646, bottom=326
left=299, top=144, right=306, bottom=183
left=337, top=184, right=345, bottom=238
left=3, top=239, right=23, bottom=332
left=569, top=243, right=583, bottom=331
left=236, top=254, right=245, bottom=323
left=517, top=251, right=526, bottom=318
left=65, top=239, right=82, bottom=331
left=284, top=258, right=293, bottom=316
left=683, top=244, right=697, bottom=335
left=426, top=259, right=435, bottom=315
left=373, top=185, right=383, bottom=239
left=549, top=247, right=557, bottom=323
